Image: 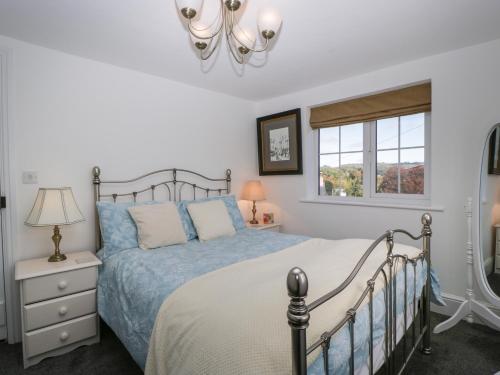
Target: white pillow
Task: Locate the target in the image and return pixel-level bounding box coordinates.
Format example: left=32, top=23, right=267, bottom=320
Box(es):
left=128, top=202, right=187, bottom=250
left=187, top=200, right=236, bottom=241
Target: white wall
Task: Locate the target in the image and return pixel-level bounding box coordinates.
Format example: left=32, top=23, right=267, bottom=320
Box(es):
left=0, top=35, right=258, bottom=264
left=256, top=38, right=500, bottom=298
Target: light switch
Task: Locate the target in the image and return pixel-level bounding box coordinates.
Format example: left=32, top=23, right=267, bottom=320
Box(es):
left=22, top=171, right=38, bottom=184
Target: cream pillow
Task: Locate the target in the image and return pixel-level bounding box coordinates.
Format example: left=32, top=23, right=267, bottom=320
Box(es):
left=187, top=200, right=236, bottom=241
left=128, top=202, right=187, bottom=250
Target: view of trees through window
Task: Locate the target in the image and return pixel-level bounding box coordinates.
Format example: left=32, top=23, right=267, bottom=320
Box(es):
left=319, top=113, right=426, bottom=198
left=319, top=123, right=364, bottom=197
left=376, top=114, right=425, bottom=194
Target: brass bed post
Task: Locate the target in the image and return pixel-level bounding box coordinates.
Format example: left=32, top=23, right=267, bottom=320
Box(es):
left=287, top=267, right=310, bottom=375
left=93, top=166, right=102, bottom=251
left=421, top=213, right=432, bottom=355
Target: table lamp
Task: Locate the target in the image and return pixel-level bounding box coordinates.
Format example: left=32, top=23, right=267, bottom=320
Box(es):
left=25, top=187, right=85, bottom=262
left=241, top=180, right=266, bottom=224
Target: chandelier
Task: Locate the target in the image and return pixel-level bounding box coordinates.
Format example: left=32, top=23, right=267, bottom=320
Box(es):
left=176, top=0, right=282, bottom=64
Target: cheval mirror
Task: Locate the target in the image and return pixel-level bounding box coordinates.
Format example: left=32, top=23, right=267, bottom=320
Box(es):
left=434, top=123, right=500, bottom=333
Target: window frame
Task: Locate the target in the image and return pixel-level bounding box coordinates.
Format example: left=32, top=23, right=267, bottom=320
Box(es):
left=316, top=112, right=431, bottom=204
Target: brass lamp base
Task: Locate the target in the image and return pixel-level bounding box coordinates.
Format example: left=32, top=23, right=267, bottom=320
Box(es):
left=249, top=200, right=259, bottom=224
left=48, top=225, right=67, bottom=262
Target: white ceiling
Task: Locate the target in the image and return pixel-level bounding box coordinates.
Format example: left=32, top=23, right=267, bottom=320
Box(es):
left=0, top=0, right=500, bottom=100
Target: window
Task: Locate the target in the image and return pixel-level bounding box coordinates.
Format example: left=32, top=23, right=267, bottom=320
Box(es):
left=375, top=113, right=425, bottom=195
left=319, top=123, right=364, bottom=197
left=318, top=112, right=429, bottom=201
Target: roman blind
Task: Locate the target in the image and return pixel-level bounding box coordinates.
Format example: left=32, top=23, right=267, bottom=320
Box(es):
left=310, top=82, right=431, bottom=129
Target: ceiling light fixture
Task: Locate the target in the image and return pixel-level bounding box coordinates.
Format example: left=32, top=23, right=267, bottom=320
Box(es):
left=176, top=0, right=282, bottom=64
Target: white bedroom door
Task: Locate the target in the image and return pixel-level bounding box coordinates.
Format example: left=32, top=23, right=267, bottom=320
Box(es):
left=0, top=57, right=6, bottom=341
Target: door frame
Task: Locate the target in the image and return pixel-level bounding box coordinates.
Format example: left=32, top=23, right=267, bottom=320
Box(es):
left=0, top=46, right=20, bottom=344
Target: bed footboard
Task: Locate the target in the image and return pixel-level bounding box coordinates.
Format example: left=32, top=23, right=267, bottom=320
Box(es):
left=287, top=213, right=432, bottom=375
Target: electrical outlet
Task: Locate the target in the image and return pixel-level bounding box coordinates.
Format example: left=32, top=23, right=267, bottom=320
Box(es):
left=22, top=171, right=38, bottom=184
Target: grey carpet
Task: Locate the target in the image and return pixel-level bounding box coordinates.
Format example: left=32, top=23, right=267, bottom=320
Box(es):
left=0, top=313, right=499, bottom=374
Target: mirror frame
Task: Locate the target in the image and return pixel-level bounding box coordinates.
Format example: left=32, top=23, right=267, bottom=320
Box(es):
left=474, top=123, right=500, bottom=307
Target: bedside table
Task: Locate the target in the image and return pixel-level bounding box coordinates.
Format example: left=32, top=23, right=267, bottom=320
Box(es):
left=15, top=251, right=102, bottom=368
left=246, top=222, right=281, bottom=232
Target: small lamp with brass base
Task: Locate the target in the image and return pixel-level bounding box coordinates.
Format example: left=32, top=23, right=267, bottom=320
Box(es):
left=25, top=187, right=85, bottom=262
left=241, top=180, right=266, bottom=224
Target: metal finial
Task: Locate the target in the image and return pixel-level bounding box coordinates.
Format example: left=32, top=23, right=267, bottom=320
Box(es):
left=421, top=213, right=432, bottom=226
left=287, top=267, right=308, bottom=298
left=225, top=169, right=232, bottom=179
left=92, top=166, right=101, bottom=183
left=421, top=213, right=432, bottom=237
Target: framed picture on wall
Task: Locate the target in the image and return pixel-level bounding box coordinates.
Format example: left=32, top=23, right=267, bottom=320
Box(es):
left=257, top=108, right=303, bottom=175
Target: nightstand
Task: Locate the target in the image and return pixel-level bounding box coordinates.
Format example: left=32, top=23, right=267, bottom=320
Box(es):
left=246, top=222, right=281, bottom=232
left=15, top=251, right=102, bottom=368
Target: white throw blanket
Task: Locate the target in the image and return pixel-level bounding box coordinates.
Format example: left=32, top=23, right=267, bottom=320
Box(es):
left=145, top=238, right=421, bottom=375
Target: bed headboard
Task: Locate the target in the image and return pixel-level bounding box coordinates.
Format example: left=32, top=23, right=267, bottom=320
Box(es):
left=92, top=166, right=232, bottom=250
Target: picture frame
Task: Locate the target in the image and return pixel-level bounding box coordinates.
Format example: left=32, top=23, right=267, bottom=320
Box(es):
left=263, top=212, right=274, bottom=224
left=257, top=108, right=303, bottom=175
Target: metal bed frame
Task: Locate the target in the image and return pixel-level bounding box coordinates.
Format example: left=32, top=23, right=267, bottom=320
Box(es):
left=92, top=166, right=232, bottom=249
left=287, top=213, right=432, bottom=375
left=91, top=166, right=432, bottom=375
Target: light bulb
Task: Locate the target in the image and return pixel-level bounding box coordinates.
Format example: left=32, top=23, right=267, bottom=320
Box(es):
left=234, top=27, right=255, bottom=55
left=257, top=7, right=282, bottom=39
left=176, top=0, right=203, bottom=19
left=190, top=23, right=212, bottom=50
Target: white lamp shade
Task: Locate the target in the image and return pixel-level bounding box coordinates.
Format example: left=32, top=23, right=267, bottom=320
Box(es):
left=25, top=187, right=85, bottom=226
left=241, top=180, right=266, bottom=201
left=176, top=0, right=203, bottom=12
left=257, top=7, right=282, bottom=33
left=234, top=27, right=256, bottom=49
left=190, top=22, right=213, bottom=44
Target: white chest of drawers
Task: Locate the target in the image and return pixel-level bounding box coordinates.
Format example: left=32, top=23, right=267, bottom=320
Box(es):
left=15, top=251, right=102, bottom=368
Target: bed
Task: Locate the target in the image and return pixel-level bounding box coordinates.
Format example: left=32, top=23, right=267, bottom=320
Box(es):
left=92, top=166, right=440, bottom=375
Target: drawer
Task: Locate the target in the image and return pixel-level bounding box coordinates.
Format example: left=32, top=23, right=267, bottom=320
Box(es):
left=24, top=290, right=96, bottom=331
left=23, top=267, right=97, bottom=304
left=24, top=313, right=97, bottom=358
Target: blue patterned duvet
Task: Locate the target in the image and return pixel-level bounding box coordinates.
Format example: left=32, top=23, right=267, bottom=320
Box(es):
left=97, top=229, right=441, bottom=373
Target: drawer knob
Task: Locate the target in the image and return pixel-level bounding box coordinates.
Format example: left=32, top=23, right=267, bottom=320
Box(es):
left=59, top=331, right=69, bottom=342
left=58, top=306, right=68, bottom=316
left=58, top=280, right=68, bottom=290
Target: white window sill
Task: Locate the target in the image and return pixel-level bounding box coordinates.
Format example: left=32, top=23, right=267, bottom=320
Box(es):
left=299, top=198, right=445, bottom=212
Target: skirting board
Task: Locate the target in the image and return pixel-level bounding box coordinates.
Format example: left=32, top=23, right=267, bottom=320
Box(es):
left=432, top=293, right=500, bottom=331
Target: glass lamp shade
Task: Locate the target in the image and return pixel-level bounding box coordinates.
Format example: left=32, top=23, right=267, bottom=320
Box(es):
left=176, top=0, right=203, bottom=18
left=257, top=7, right=282, bottom=35
left=176, top=0, right=203, bottom=11
left=233, top=27, right=256, bottom=53
left=224, top=0, right=246, bottom=11
left=25, top=187, right=85, bottom=226
left=241, top=180, right=266, bottom=201
left=190, top=22, right=213, bottom=48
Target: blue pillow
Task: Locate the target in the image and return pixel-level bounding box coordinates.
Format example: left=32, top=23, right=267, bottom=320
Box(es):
left=182, top=195, right=245, bottom=231
left=176, top=200, right=197, bottom=241
left=97, top=200, right=197, bottom=257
